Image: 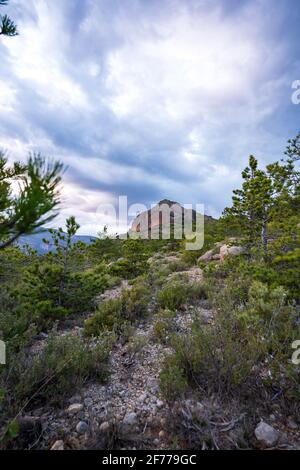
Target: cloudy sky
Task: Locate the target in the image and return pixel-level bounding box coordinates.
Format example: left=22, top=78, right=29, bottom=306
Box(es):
left=0, top=0, right=299, bottom=234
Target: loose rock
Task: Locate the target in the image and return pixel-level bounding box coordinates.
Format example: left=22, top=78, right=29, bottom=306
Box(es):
left=50, top=440, right=64, bottom=450
left=67, top=403, right=83, bottom=415
left=76, top=421, right=89, bottom=434
left=123, top=412, right=138, bottom=427
left=254, top=421, right=279, bottom=447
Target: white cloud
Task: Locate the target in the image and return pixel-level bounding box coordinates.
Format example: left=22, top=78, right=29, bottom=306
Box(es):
left=4, top=0, right=91, bottom=111
left=0, top=0, right=298, bottom=232
left=104, top=2, right=284, bottom=124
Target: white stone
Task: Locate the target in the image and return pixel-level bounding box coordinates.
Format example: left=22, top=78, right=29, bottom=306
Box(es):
left=50, top=440, right=64, bottom=450
left=69, top=394, right=81, bottom=404
left=67, top=403, right=83, bottom=415
left=254, top=421, right=279, bottom=447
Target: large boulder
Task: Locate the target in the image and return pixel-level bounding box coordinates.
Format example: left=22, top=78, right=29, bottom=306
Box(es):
left=198, top=244, right=245, bottom=263
left=198, top=249, right=214, bottom=262
left=219, top=244, right=229, bottom=260
left=228, top=246, right=244, bottom=256
left=220, top=244, right=244, bottom=261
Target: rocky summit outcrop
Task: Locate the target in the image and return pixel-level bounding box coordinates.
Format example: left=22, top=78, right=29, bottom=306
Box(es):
left=129, top=199, right=214, bottom=239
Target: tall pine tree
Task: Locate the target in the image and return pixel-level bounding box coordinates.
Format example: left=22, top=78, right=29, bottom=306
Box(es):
left=223, top=154, right=297, bottom=254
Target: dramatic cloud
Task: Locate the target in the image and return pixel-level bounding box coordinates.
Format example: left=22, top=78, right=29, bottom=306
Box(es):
left=0, top=0, right=299, bottom=234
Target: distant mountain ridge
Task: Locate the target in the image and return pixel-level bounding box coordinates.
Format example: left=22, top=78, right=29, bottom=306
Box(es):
left=16, top=200, right=214, bottom=251
left=17, top=230, right=96, bottom=253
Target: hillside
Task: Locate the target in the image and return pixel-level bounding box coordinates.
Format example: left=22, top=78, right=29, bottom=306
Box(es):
left=1, top=213, right=299, bottom=450
left=1, top=146, right=299, bottom=451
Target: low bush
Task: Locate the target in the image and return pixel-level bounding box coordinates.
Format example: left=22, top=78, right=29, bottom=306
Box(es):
left=156, top=281, right=189, bottom=310
left=159, top=355, right=188, bottom=401
left=127, top=335, right=148, bottom=355
left=108, top=259, right=136, bottom=279
left=84, top=282, right=150, bottom=337
left=160, top=314, right=263, bottom=402
left=160, top=280, right=300, bottom=404
left=1, top=333, right=112, bottom=414
left=156, top=280, right=207, bottom=310
left=167, top=260, right=189, bottom=273
left=153, top=309, right=176, bottom=344
left=187, top=282, right=208, bottom=301
left=84, top=298, right=123, bottom=336
left=180, top=250, right=201, bottom=266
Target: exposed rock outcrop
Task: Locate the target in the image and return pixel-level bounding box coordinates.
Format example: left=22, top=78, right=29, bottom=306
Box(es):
left=198, top=243, right=245, bottom=263
left=129, top=199, right=214, bottom=239
left=220, top=244, right=245, bottom=261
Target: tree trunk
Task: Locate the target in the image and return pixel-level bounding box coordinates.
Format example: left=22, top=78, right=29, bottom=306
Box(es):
left=261, top=218, right=268, bottom=255
left=0, top=231, right=22, bottom=250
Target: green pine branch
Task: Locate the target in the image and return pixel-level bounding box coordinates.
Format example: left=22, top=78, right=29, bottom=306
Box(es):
left=0, top=0, right=18, bottom=37
left=0, top=14, right=18, bottom=36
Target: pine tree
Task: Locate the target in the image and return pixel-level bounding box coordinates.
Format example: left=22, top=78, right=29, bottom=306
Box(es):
left=285, top=131, right=300, bottom=163
left=284, top=131, right=300, bottom=187
left=43, top=216, right=81, bottom=308
left=0, top=0, right=18, bottom=37
left=0, top=152, right=63, bottom=250
left=223, top=156, right=271, bottom=253
left=223, top=155, right=297, bottom=254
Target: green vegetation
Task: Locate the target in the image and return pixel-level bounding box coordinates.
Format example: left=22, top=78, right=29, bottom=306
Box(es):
left=156, top=280, right=189, bottom=310
left=160, top=275, right=299, bottom=399
left=84, top=281, right=150, bottom=336
left=153, top=309, right=176, bottom=344
left=3, top=333, right=111, bottom=410
left=0, top=132, right=299, bottom=449
left=156, top=279, right=207, bottom=310
left=157, top=135, right=300, bottom=446
left=0, top=152, right=63, bottom=249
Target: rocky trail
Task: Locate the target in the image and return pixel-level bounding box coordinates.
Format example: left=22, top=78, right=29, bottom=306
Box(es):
left=43, top=321, right=173, bottom=450
left=26, top=260, right=211, bottom=450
